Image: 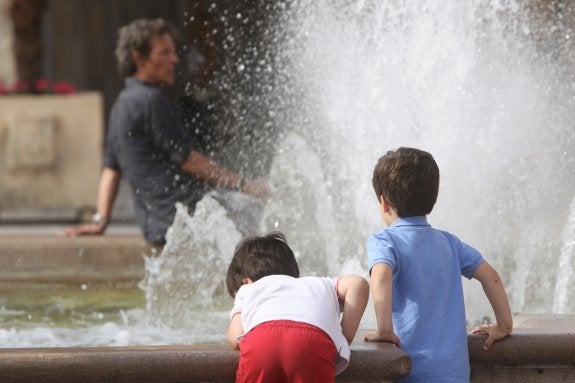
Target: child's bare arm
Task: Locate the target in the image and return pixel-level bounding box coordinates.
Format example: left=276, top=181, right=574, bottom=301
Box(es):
left=472, top=262, right=513, bottom=350
left=364, top=263, right=401, bottom=347
left=227, top=313, right=243, bottom=350
left=337, top=275, right=370, bottom=344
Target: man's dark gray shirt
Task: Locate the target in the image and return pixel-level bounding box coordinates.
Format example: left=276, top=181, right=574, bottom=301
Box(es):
left=104, top=77, right=208, bottom=244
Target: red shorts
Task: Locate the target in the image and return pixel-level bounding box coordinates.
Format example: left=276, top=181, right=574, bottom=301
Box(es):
left=236, top=320, right=337, bottom=383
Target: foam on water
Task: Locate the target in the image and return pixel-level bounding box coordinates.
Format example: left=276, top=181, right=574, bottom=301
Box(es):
left=0, top=309, right=229, bottom=347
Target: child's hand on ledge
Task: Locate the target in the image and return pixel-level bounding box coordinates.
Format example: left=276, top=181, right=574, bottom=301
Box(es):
left=471, top=323, right=512, bottom=350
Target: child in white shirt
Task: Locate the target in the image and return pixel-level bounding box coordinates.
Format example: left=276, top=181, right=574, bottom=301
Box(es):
left=226, top=232, right=369, bottom=383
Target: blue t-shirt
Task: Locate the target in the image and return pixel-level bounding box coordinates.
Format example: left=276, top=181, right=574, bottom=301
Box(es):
left=367, top=216, right=484, bottom=383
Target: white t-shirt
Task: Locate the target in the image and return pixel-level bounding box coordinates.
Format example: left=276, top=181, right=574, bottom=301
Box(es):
left=231, top=274, right=350, bottom=375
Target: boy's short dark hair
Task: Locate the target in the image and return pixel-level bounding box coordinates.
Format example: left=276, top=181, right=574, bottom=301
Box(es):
left=226, top=232, right=300, bottom=297
left=115, top=18, right=178, bottom=78
left=372, top=147, right=439, bottom=217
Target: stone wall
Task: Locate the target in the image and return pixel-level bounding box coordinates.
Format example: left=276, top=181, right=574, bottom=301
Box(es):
left=0, top=0, right=16, bottom=85
left=0, top=92, right=103, bottom=221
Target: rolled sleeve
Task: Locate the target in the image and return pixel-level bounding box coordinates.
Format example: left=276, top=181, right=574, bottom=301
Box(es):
left=230, top=287, right=246, bottom=319
left=367, top=231, right=397, bottom=274
left=459, top=242, right=485, bottom=279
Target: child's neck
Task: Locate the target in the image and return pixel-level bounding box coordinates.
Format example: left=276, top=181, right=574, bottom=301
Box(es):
left=383, top=211, right=399, bottom=227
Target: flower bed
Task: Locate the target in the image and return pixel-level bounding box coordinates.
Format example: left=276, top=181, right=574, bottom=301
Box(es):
left=0, top=79, right=75, bottom=95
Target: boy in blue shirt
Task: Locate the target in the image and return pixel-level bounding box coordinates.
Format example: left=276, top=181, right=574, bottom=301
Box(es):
left=364, top=147, right=513, bottom=382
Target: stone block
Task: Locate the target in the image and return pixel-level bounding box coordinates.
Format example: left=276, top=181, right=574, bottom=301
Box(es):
left=0, top=93, right=103, bottom=212
left=6, top=111, right=57, bottom=170
left=0, top=235, right=147, bottom=284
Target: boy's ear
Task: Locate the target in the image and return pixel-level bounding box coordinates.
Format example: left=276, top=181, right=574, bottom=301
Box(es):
left=242, top=277, right=254, bottom=285
left=380, top=196, right=392, bottom=213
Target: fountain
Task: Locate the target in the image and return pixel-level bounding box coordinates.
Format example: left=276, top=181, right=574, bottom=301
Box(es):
left=1, top=1, right=575, bottom=381
left=254, top=0, right=575, bottom=321
left=94, top=0, right=575, bottom=353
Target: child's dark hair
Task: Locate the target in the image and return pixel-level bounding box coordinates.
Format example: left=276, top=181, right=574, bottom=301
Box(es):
left=372, top=147, right=439, bottom=217
left=226, top=232, right=300, bottom=297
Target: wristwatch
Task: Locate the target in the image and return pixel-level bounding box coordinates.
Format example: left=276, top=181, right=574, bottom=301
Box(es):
left=91, top=213, right=109, bottom=226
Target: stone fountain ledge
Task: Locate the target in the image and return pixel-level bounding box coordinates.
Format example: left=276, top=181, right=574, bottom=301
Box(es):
left=469, top=314, right=575, bottom=383
left=0, top=332, right=412, bottom=383
left=0, top=236, right=574, bottom=382
left=0, top=317, right=574, bottom=383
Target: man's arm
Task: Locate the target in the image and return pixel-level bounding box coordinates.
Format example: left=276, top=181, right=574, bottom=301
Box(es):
left=227, top=313, right=243, bottom=350
left=364, top=263, right=401, bottom=347
left=181, top=151, right=269, bottom=198
left=63, top=167, right=121, bottom=236
left=337, top=275, right=369, bottom=344
left=471, top=262, right=513, bottom=350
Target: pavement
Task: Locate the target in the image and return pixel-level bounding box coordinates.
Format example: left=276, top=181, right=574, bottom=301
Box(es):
left=0, top=222, right=145, bottom=285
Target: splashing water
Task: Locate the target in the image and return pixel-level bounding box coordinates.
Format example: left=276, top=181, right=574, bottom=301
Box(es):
left=147, top=0, right=575, bottom=331
left=553, top=196, right=575, bottom=314
left=141, top=197, right=242, bottom=328
left=262, top=0, right=575, bottom=318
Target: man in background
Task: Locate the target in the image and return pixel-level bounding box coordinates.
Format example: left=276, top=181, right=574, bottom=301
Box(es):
left=64, top=18, right=268, bottom=245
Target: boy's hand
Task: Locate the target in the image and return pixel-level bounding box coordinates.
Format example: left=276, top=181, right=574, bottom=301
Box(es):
left=364, top=330, right=401, bottom=348
left=472, top=262, right=513, bottom=351
left=471, top=324, right=511, bottom=350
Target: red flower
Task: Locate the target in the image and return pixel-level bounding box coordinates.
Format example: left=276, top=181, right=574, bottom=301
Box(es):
left=35, top=78, right=52, bottom=93
left=10, top=80, right=30, bottom=93
left=0, top=79, right=76, bottom=95
left=52, top=81, right=76, bottom=94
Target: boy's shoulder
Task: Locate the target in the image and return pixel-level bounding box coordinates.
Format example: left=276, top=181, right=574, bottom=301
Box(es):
left=368, top=220, right=464, bottom=247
